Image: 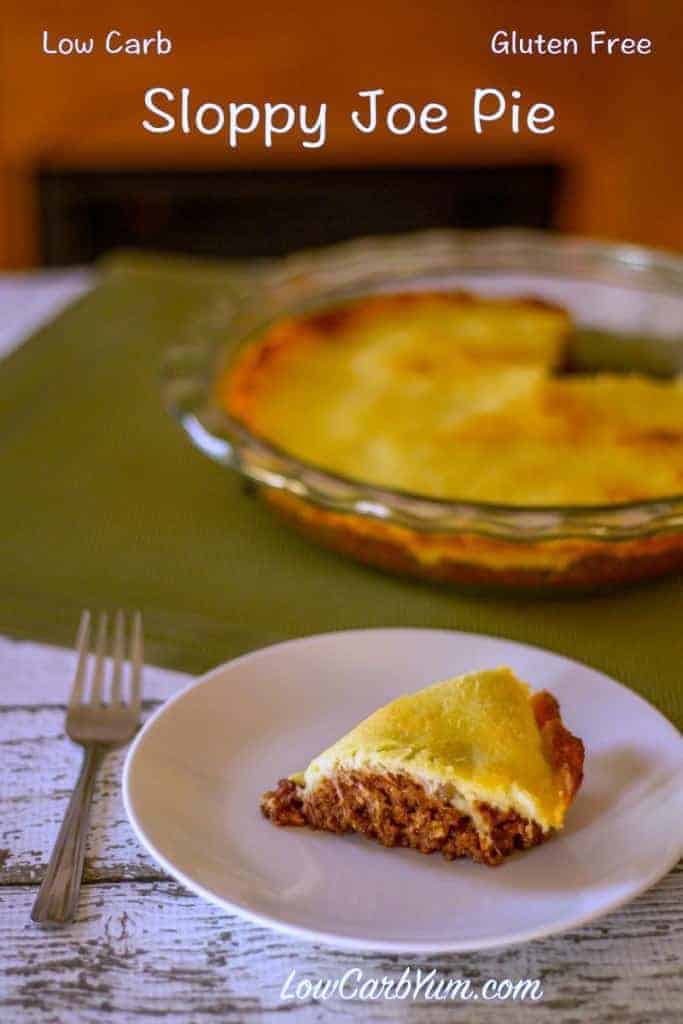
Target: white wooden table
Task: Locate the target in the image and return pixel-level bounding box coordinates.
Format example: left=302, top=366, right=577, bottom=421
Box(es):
left=1, top=276, right=681, bottom=1022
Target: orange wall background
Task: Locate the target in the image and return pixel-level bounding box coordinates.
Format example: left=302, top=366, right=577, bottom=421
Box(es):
left=1, top=0, right=681, bottom=267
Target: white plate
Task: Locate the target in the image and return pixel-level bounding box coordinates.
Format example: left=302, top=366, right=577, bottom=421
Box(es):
left=123, top=628, right=683, bottom=953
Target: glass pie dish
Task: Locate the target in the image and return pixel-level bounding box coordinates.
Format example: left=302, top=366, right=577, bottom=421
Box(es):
left=163, top=230, right=683, bottom=590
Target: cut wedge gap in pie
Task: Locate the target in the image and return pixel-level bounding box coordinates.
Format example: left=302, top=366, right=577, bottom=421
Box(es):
left=261, top=667, right=585, bottom=867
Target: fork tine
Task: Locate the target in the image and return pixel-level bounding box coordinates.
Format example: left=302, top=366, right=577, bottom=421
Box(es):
left=111, top=610, right=125, bottom=705
left=89, top=612, right=108, bottom=706
left=130, top=611, right=143, bottom=717
left=68, top=611, right=91, bottom=708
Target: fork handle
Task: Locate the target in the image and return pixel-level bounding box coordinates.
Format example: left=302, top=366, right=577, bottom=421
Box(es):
left=31, top=744, right=105, bottom=925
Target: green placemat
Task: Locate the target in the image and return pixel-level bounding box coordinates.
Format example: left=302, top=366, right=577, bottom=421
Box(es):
left=1, top=253, right=681, bottom=729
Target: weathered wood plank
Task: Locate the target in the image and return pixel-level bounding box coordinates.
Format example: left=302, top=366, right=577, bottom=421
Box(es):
left=0, top=634, right=190, bottom=885
left=1, top=708, right=164, bottom=884
left=1, top=877, right=681, bottom=1024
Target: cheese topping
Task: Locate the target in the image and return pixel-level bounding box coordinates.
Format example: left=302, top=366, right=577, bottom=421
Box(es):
left=299, top=668, right=572, bottom=833
left=222, top=291, right=683, bottom=506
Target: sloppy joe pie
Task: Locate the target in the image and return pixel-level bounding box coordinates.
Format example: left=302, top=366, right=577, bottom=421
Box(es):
left=214, top=287, right=683, bottom=587
left=261, top=667, right=584, bottom=867
left=222, top=290, right=683, bottom=506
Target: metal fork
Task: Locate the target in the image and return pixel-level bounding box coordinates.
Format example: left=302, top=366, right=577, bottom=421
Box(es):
left=31, top=610, right=143, bottom=926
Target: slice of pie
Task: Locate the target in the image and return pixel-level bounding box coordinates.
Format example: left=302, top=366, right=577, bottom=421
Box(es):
left=261, top=667, right=584, bottom=866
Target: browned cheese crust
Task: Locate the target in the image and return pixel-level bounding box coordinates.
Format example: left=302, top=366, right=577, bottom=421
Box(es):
left=225, top=290, right=568, bottom=427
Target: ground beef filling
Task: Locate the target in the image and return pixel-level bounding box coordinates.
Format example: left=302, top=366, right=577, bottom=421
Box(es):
left=261, top=770, right=545, bottom=867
